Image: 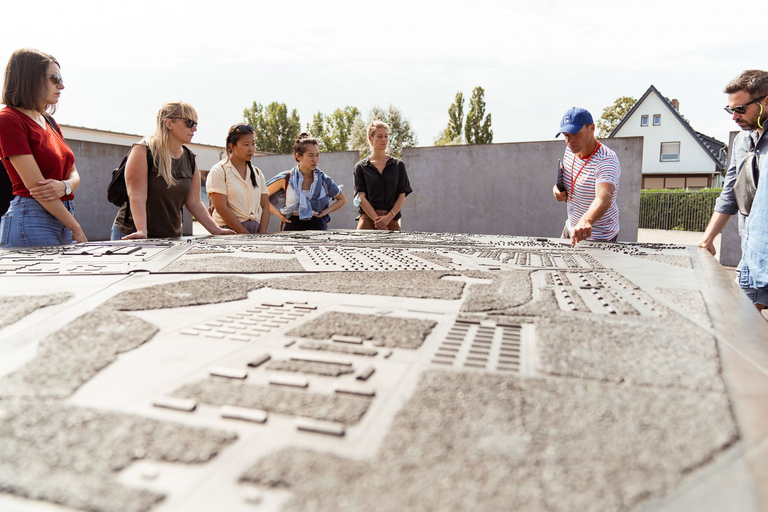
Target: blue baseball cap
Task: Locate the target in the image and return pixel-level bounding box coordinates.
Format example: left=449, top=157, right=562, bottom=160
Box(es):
left=556, top=107, right=593, bottom=137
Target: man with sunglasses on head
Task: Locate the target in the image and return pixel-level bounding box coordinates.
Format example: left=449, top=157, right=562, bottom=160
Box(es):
left=698, top=70, right=768, bottom=313
left=552, top=107, right=621, bottom=246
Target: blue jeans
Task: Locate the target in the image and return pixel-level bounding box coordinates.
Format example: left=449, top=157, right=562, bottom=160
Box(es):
left=739, top=263, right=768, bottom=307
left=111, top=223, right=131, bottom=241
left=0, top=196, right=74, bottom=248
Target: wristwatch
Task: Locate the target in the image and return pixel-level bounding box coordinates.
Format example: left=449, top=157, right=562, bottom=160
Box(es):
left=63, top=180, right=72, bottom=195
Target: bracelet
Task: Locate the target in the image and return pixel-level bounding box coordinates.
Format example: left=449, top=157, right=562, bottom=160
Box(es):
left=389, top=211, right=395, bottom=217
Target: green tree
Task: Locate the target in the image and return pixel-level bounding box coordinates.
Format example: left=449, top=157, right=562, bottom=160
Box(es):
left=464, top=86, right=493, bottom=144
left=308, top=106, right=361, bottom=152
left=349, top=105, right=418, bottom=158
left=597, top=96, right=637, bottom=138
left=243, top=101, right=301, bottom=153
left=308, top=112, right=326, bottom=145
left=435, top=92, right=464, bottom=145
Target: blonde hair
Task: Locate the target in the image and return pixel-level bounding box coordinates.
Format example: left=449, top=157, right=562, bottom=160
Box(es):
left=367, top=120, right=389, bottom=144
left=144, top=101, right=198, bottom=187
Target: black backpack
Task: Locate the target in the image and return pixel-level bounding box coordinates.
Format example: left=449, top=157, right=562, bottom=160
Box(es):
left=0, top=160, right=12, bottom=216
left=107, top=147, right=153, bottom=207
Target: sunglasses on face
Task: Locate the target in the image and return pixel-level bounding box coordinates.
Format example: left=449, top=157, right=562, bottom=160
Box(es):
left=724, top=96, right=765, bottom=115
left=167, top=117, right=198, bottom=129
left=47, top=73, right=63, bottom=86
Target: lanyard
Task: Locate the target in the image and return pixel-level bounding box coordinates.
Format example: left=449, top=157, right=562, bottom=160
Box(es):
left=570, top=141, right=601, bottom=198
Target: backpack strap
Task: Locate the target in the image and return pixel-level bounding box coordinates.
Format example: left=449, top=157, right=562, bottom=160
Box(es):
left=123, top=146, right=155, bottom=226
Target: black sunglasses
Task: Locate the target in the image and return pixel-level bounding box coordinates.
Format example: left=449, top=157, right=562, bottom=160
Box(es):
left=234, top=124, right=255, bottom=133
left=724, top=96, right=765, bottom=115
left=168, top=117, right=198, bottom=129
left=47, top=73, right=63, bottom=86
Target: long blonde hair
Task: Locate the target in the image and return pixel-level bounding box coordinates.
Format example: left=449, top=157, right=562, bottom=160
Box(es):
left=144, top=101, right=198, bottom=187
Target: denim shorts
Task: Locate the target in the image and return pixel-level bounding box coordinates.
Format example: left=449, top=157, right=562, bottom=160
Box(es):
left=0, top=196, right=75, bottom=248
left=739, top=263, right=768, bottom=307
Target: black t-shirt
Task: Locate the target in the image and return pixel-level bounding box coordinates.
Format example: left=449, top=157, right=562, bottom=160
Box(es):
left=115, top=145, right=195, bottom=238
left=353, top=157, right=412, bottom=220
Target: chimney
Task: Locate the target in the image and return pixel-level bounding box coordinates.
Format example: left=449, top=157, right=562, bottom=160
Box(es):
left=671, top=99, right=679, bottom=111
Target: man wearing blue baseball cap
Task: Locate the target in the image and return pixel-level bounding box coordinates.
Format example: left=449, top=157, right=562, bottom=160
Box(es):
left=553, top=107, right=622, bottom=246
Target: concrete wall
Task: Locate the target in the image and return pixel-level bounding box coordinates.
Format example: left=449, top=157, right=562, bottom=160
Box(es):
left=66, top=140, right=129, bottom=241
left=401, top=137, right=643, bottom=242
left=251, top=152, right=360, bottom=232
left=71, top=137, right=642, bottom=242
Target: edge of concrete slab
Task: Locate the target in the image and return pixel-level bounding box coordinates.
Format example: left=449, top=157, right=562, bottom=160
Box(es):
left=691, top=246, right=768, bottom=511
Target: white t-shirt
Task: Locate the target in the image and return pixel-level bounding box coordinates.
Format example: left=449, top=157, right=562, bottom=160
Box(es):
left=206, top=160, right=268, bottom=225
left=562, top=142, right=621, bottom=240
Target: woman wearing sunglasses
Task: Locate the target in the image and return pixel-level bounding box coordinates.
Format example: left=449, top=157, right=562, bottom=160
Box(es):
left=205, top=124, right=270, bottom=234
left=111, top=101, right=234, bottom=239
left=266, top=133, right=346, bottom=231
left=0, top=48, right=87, bottom=247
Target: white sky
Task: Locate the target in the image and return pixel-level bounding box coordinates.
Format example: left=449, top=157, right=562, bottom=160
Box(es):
left=1, top=0, right=764, bottom=148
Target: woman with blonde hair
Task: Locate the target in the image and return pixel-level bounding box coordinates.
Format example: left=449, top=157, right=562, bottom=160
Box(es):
left=353, top=120, right=412, bottom=230
left=0, top=48, right=86, bottom=247
left=111, top=101, right=234, bottom=239
left=206, top=123, right=270, bottom=233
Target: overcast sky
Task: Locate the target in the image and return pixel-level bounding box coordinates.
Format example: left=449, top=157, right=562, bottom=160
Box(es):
left=1, top=0, right=763, bottom=149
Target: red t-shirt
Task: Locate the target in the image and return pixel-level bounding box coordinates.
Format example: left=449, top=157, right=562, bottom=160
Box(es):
left=0, top=106, right=75, bottom=200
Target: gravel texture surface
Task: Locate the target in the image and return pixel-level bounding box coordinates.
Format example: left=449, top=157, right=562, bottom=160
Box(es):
left=409, top=251, right=455, bottom=268
left=461, top=270, right=533, bottom=312
left=105, top=276, right=263, bottom=311
left=160, top=255, right=305, bottom=273
left=0, top=306, right=158, bottom=399
left=265, top=360, right=355, bottom=377
left=0, top=293, right=71, bottom=329
left=0, top=399, right=236, bottom=512
left=171, top=379, right=372, bottom=424
left=632, top=254, right=694, bottom=269
left=266, top=271, right=464, bottom=299
left=535, top=313, right=725, bottom=392
left=239, top=370, right=737, bottom=512
left=287, top=311, right=437, bottom=349
left=186, top=245, right=289, bottom=255
left=297, top=341, right=379, bottom=357
left=653, top=287, right=711, bottom=327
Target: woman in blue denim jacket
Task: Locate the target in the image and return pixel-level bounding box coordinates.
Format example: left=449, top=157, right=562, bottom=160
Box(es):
left=266, top=133, right=346, bottom=231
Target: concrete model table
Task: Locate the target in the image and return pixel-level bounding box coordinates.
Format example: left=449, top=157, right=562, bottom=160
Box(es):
left=0, top=231, right=766, bottom=512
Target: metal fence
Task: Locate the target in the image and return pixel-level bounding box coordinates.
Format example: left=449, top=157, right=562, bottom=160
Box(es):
left=638, top=189, right=721, bottom=232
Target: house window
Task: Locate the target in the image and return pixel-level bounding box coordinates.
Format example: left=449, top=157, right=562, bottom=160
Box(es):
left=660, top=142, right=680, bottom=162
left=653, top=114, right=661, bottom=126
left=641, top=115, right=649, bottom=127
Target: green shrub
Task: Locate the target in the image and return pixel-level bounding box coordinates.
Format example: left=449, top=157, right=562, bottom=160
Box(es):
left=639, top=188, right=721, bottom=232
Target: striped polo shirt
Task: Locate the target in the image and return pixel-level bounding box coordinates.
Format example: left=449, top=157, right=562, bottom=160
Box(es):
left=563, top=142, right=621, bottom=240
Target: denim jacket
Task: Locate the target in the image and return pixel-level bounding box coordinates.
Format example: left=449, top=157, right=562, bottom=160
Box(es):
left=741, top=129, right=768, bottom=289
left=266, top=167, right=341, bottom=220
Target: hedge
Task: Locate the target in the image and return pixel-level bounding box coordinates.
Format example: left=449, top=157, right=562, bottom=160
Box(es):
left=639, top=188, right=721, bottom=232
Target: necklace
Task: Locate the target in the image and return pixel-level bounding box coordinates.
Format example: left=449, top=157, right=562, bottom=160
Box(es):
left=570, top=141, right=601, bottom=198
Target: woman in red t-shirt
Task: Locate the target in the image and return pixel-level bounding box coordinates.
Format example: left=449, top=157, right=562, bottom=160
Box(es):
left=0, top=48, right=86, bottom=247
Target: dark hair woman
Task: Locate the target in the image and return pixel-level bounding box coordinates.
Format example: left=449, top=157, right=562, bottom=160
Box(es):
left=266, top=133, right=346, bottom=231
left=205, top=124, right=270, bottom=234
left=353, top=120, right=412, bottom=230
left=111, top=101, right=235, bottom=239
left=0, top=48, right=86, bottom=247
